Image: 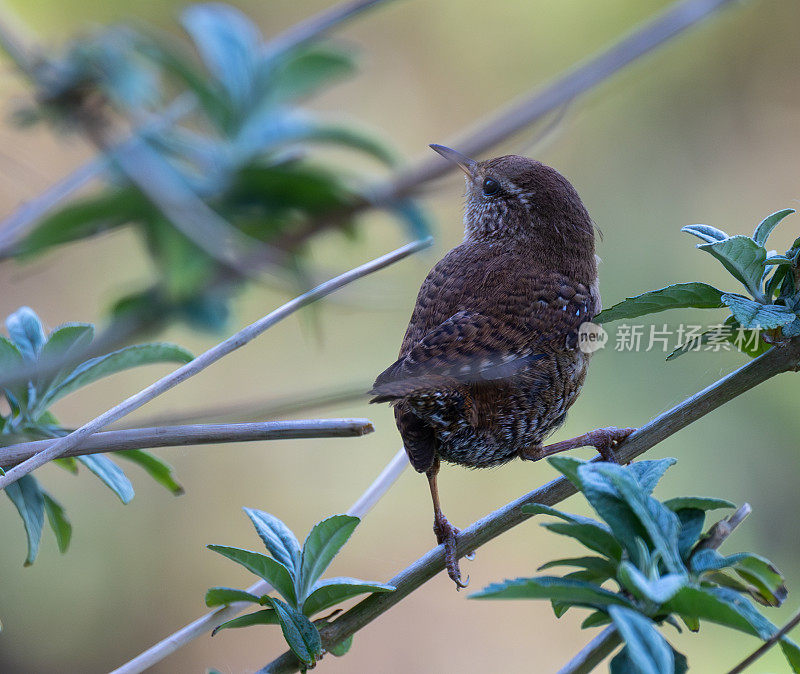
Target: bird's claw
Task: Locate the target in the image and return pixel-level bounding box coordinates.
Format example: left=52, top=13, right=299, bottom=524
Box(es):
left=593, top=426, right=636, bottom=464
left=434, top=516, right=472, bottom=589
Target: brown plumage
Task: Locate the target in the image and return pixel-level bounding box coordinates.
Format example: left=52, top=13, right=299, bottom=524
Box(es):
left=370, top=145, right=633, bottom=588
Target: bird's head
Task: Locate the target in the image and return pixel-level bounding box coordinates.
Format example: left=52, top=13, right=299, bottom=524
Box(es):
left=430, top=144, right=596, bottom=250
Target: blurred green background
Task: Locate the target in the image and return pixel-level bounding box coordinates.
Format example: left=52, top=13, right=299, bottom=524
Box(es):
left=0, top=0, right=799, bottom=671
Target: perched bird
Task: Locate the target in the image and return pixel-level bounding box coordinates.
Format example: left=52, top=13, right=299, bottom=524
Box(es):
left=370, top=145, right=633, bottom=588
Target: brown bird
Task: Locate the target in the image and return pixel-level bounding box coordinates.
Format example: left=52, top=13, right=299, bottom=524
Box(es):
left=370, top=145, right=633, bottom=588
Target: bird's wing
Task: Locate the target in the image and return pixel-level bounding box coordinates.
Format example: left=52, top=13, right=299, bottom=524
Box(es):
left=370, top=280, right=593, bottom=402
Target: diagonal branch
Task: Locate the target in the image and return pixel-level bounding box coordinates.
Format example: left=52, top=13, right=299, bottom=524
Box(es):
left=110, top=448, right=409, bottom=674
left=260, top=339, right=800, bottom=673
left=0, top=237, right=430, bottom=492
left=725, top=606, right=800, bottom=674
left=0, top=419, right=374, bottom=467
left=556, top=625, right=622, bottom=674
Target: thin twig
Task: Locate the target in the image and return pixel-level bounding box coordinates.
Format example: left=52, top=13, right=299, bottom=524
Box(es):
left=0, top=419, right=374, bottom=467
left=263, top=0, right=403, bottom=58
left=726, top=606, right=800, bottom=674
left=260, top=339, right=800, bottom=673
left=110, top=448, right=408, bottom=674
left=556, top=626, right=622, bottom=674
left=111, top=384, right=370, bottom=428
left=0, top=238, right=431, bottom=492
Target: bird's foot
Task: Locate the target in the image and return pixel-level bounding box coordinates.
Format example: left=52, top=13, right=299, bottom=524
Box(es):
left=433, top=513, right=470, bottom=589
left=521, top=426, right=636, bottom=464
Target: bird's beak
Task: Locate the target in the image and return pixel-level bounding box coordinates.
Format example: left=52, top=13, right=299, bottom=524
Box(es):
left=429, top=144, right=477, bottom=176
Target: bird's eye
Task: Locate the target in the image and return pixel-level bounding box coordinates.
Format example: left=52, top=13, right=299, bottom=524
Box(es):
left=482, top=177, right=501, bottom=197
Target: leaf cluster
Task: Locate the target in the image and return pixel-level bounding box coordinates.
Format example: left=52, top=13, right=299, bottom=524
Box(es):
left=206, top=509, right=394, bottom=667
left=0, top=307, right=191, bottom=564
left=14, top=3, right=428, bottom=331
left=597, top=209, right=799, bottom=359
left=471, top=457, right=798, bottom=673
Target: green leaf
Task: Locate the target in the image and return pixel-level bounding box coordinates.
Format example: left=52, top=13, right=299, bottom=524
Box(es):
left=243, top=508, right=301, bottom=577
left=37, top=323, right=94, bottom=394
left=537, top=556, right=617, bottom=578
left=269, top=45, right=356, bottom=103
left=289, top=121, right=398, bottom=166
left=207, top=545, right=297, bottom=607
left=205, top=586, right=262, bottom=607
left=681, top=223, right=729, bottom=243
left=5, top=474, right=44, bottom=565
left=6, top=307, right=46, bottom=360
left=78, top=455, right=134, bottom=504
left=470, top=576, right=637, bottom=610
left=608, top=605, right=674, bottom=674
left=543, top=522, right=623, bottom=561
left=329, top=634, right=353, bottom=657
left=663, top=497, right=735, bottom=512
left=0, top=335, right=27, bottom=407
left=181, top=4, right=260, bottom=110
left=212, top=609, right=279, bottom=636
left=696, top=236, right=766, bottom=297
left=299, top=514, right=360, bottom=600
left=595, top=283, right=724, bottom=324
left=302, top=577, right=394, bottom=617
left=627, top=458, right=677, bottom=494
left=583, top=463, right=683, bottom=573
left=753, top=209, right=795, bottom=245
left=42, top=490, right=71, bottom=553
left=665, top=585, right=770, bottom=637
left=522, top=502, right=611, bottom=531
left=262, top=596, right=322, bottom=667
left=581, top=611, right=611, bottom=629
left=617, top=562, right=686, bottom=604
left=720, top=294, right=795, bottom=329
left=674, top=508, right=705, bottom=561
left=17, top=188, right=150, bottom=258
left=730, top=553, right=788, bottom=607
left=40, top=342, right=193, bottom=408
left=117, top=449, right=184, bottom=495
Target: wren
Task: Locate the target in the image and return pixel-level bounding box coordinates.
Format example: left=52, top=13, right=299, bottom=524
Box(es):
left=370, top=145, right=634, bottom=588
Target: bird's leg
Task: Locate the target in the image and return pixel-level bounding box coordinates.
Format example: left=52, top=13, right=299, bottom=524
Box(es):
left=520, top=426, right=636, bottom=464
left=427, top=460, right=469, bottom=589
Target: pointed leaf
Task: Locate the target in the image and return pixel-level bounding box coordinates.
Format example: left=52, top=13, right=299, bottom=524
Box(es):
left=181, top=4, right=261, bottom=108
left=470, top=576, right=636, bottom=609
left=117, top=449, right=184, bottom=495
left=205, top=586, right=262, bottom=607
left=697, top=236, right=766, bottom=296
left=681, top=223, right=729, bottom=243
left=617, top=562, right=686, bottom=604
left=663, top=497, right=735, bottom=512
left=608, top=605, right=674, bottom=674
left=522, top=502, right=610, bottom=530
left=627, top=458, right=677, bottom=494
left=243, top=508, right=301, bottom=577
left=42, top=490, right=71, bottom=553
left=6, top=307, right=46, bottom=360
left=78, top=455, right=134, bottom=504
left=269, top=45, right=356, bottom=103
left=753, top=209, right=795, bottom=245
left=41, top=343, right=193, bottom=408
left=581, top=611, right=611, bottom=629
left=37, top=323, right=94, bottom=397
left=595, top=283, right=724, bottom=324
left=208, top=545, right=296, bottom=606
left=537, top=556, right=617, bottom=578
left=299, top=515, right=359, bottom=600
left=0, top=335, right=26, bottom=406
left=5, top=474, right=44, bottom=565
left=262, top=596, right=322, bottom=667
left=543, top=522, right=623, bottom=561
left=721, top=294, right=795, bottom=329
left=302, top=577, right=394, bottom=617
left=674, top=508, right=705, bottom=561
left=731, top=553, right=788, bottom=607
left=212, top=609, right=279, bottom=636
